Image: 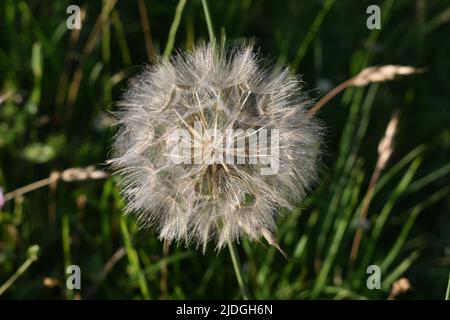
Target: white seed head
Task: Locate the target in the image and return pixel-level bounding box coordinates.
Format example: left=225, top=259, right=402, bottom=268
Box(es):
left=109, top=42, right=322, bottom=251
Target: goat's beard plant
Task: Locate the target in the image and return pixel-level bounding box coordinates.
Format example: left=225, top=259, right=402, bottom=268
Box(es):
left=110, top=42, right=322, bottom=252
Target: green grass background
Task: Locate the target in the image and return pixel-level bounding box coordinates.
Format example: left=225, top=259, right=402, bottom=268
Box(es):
left=0, top=0, right=449, bottom=299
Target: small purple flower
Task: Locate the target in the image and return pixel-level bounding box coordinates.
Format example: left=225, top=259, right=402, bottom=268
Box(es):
left=0, top=187, right=5, bottom=209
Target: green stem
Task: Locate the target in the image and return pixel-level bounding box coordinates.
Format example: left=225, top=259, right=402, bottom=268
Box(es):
left=445, top=272, right=450, bottom=300
left=200, top=0, right=248, bottom=300
left=291, top=0, right=335, bottom=71
left=0, top=245, right=39, bottom=296
left=163, top=0, right=187, bottom=58
left=227, top=242, right=249, bottom=300
left=120, top=215, right=151, bottom=299
left=62, top=210, right=74, bottom=299
left=201, top=0, right=215, bottom=43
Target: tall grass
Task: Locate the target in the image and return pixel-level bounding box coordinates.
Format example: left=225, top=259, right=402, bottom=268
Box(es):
left=0, top=0, right=449, bottom=299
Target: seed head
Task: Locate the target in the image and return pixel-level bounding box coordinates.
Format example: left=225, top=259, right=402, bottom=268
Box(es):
left=110, top=42, right=322, bottom=251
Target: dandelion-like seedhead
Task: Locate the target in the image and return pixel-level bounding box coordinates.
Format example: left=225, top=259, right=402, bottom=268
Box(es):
left=110, top=42, right=322, bottom=251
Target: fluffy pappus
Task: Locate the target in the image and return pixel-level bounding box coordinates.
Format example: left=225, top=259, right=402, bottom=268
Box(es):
left=109, top=42, right=322, bottom=252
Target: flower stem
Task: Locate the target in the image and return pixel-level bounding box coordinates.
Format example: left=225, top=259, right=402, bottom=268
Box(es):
left=227, top=242, right=249, bottom=300
left=163, top=0, right=187, bottom=58
left=201, top=0, right=215, bottom=43
left=446, top=272, right=450, bottom=300
left=0, top=245, right=39, bottom=296
left=201, top=0, right=247, bottom=300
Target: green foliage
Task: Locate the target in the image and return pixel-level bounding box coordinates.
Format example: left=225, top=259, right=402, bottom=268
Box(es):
left=0, top=0, right=449, bottom=299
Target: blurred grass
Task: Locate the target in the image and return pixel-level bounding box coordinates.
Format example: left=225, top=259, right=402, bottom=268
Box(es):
left=0, top=0, right=449, bottom=299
